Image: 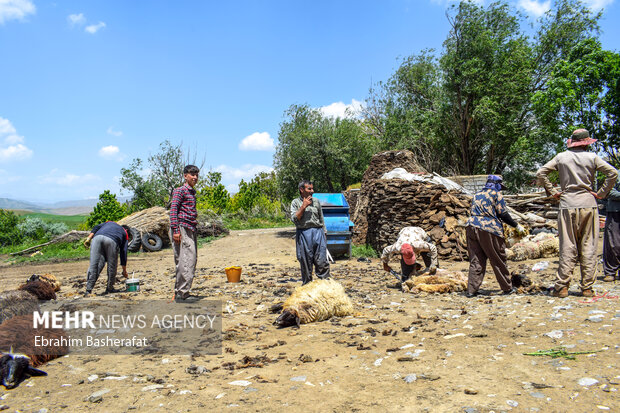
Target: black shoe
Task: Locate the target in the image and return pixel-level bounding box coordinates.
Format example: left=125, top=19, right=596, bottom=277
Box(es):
left=466, top=291, right=478, bottom=298
left=175, top=295, right=199, bottom=303
left=502, top=287, right=517, bottom=295
left=83, top=290, right=93, bottom=297
left=103, top=288, right=122, bottom=295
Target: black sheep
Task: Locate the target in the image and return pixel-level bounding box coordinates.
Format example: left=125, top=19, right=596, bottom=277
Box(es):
left=0, top=352, right=47, bottom=389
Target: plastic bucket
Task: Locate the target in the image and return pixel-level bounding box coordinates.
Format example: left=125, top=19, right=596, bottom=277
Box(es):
left=126, top=278, right=140, bottom=292
left=225, top=266, right=242, bottom=283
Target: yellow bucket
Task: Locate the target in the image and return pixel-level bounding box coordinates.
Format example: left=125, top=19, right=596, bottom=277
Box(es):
left=225, top=266, right=242, bottom=283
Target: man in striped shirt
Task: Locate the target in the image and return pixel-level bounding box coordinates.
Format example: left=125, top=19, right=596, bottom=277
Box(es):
left=170, top=165, right=199, bottom=301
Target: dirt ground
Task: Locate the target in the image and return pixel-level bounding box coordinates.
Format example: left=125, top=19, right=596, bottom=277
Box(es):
left=0, top=227, right=618, bottom=412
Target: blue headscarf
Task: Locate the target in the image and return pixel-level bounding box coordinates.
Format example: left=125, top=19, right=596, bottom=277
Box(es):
left=484, top=174, right=504, bottom=191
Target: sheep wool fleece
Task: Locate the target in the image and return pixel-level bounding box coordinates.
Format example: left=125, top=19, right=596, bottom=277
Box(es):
left=86, top=235, right=119, bottom=292
left=296, top=227, right=330, bottom=285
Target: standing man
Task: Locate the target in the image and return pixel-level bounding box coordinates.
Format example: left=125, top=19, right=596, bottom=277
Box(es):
left=84, top=221, right=129, bottom=295
left=170, top=165, right=199, bottom=301
left=603, top=182, right=620, bottom=282
left=381, top=226, right=438, bottom=283
left=290, top=180, right=330, bottom=285
left=537, top=129, right=618, bottom=297
left=466, top=175, right=525, bottom=297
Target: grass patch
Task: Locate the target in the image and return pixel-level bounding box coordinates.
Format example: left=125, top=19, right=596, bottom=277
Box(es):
left=223, top=215, right=292, bottom=231
left=351, top=244, right=378, bottom=258
left=4, top=240, right=90, bottom=264
left=16, top=212, right=87, bottom=230
left=197, top=235, right=221, bottom=247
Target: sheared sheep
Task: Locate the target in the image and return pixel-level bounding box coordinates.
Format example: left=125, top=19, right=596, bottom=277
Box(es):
left=0, top=315, right=69, bottom=367
left=506, top=233, right=559, bottom=261
left=274, top=279, right=354, bottom=328
left=1, top=352, right=47, bottom=389
left=27, top=273, right=61, bottom=292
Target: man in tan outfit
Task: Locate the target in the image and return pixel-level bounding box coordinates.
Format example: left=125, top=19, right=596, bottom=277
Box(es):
left=537, top=129, right=618, bottom=298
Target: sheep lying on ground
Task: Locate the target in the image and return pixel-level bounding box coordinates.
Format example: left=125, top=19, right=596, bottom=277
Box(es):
left=1, top=352, right=47, bottom=389
left=0, top=315, right=69, bottom=367
left=402, top=269, right=468, bottom=294
left=0, top=280, right=56, bottom=325
left=0, top=291, right=40, bottom=325
left=27, top=273, right=61, bottom=292
left=506, top=233, right=559, bottom=261
left=274, top=279, right=354, bottom=328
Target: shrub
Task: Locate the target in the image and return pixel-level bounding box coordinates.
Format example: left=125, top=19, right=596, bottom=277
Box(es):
left=86, top=190, right=127, bottom=228
left=0, top=209, right=23, bottom=246
left=17, top=217, right=68, bottom=240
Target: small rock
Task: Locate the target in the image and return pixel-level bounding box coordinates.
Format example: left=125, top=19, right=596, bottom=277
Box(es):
left=464, top=388, right=478, bottom=395
left=290, top=376, right=306, bottom=382
left=141, top=384, right=165, bottom=392
left=298, top=354, right=313, bottom=363
left=215, top=393, right=226, bottom=399
left=507, top=400, right=518, bottom=407
left=86, top=388, right=110, bottom=403
left=597, top=406, right=610, bottom=411
left=186, top=365, right=209, bottom=375
left=544, top=330, right=563, bottom=339
left=463, top=408, right=477, bottom=413
left=374, top=358, right=383, bottom=367
left=588, top=315, right=604, bottom=323
left=420, top=374, right=440, bottom=381
left=530, top=392, right=545, bottom=399
left=578, top=378, right=599, bottom=386
left=403, top=374, right=417, bottom=383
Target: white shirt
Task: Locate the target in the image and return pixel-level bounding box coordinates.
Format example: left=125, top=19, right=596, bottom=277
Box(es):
left=380, top=226, right=438, bottom=267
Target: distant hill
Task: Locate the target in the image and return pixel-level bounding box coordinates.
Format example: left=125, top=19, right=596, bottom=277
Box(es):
left=1, top=196, right=132, bottom=216
left=0, top=197, right=42, bottom=211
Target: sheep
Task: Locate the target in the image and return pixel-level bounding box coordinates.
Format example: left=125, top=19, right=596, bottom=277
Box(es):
left=26, top=273, right=61, bottom=292
left=1, top=352, right=47, bottom=389
left=274, top=279, right=354, bottom=328
left=18, top=279, right=56, bottom=301
left=0, top=315, right=69, bottom=368
left=0, top=279, right=57, bottom=325
left=0, top=291, right=40, bottom=325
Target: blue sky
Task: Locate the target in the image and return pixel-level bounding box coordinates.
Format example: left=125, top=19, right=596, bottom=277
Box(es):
left=0, top=0, right=618, bottom=203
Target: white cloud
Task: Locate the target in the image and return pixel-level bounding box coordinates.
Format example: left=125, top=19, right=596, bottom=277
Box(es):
left=518, top=0, right=551, bottom=17
left=85, top=21, right=106, bottom=34
left=215, top=164, right=274, bottom=181
left=318, top=99, right=365, bottom=119
left=98, top=145, right=125, bottom=161
left=0, top=168, right=21, bottom=183
left=40, top=169, right=100, bottom=186
left=0, top=117, right=33, bottom=162
left=238, top=132, right=274, bottom=151
left=584, top=0, right=614, bottom=10
left=67, top=13, right=86, bottom=26
left=0, top=0, right=35, bottom=24
left=107, top=126, right=123, bottom=137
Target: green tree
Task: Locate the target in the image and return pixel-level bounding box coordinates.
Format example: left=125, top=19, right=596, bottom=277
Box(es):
left=274, top=104, right=378, bottom=200
left=533, top=38, right=620, bottom=167
left=86, top=190, right=126, bottom=228
left=196, top=171, right=230, bottom=214
left=0, top=209, right=23, bottom=246
left=120, top=140, right=206, bottom=211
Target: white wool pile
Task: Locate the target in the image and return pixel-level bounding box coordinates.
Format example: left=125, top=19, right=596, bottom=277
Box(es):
left=283, top=279, right=354, bottom=324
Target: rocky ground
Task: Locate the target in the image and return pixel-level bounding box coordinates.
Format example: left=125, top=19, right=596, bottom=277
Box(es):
left=0, top=227, right=618, bottom=412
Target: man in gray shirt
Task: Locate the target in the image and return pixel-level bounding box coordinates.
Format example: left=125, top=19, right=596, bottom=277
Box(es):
left=537, top=129, right=618, bottom=298
left=290, top=180, right=330, bottom=285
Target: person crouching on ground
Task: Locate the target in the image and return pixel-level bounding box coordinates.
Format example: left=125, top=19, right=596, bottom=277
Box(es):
left=84, top=221, right=129, bottom=295
left=381, top=226, right=439, bottom=284
left=537, top=129, right=617, bottom=297
left=169, top=165, right=199, bottom=301
left=466, top=175, right=526, bottom=297
left=290, top=180, right=330, bottom=285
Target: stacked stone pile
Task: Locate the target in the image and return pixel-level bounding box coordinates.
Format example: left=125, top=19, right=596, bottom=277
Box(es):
left=363, top=179, right=472, bottom=261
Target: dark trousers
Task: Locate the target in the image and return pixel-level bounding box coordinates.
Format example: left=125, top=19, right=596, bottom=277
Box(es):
left=466, top=226, right=512, bottom=294
left=603, top=211, right=620, bottom=277
left=86, top=235, right=119, bottom=292
left=296, top=227, right=330, bottom=285
left=400, top=253, right=432, bottom=281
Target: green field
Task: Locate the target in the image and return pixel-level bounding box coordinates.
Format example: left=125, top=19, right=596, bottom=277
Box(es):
left=12, top=211, right=87, bottom=230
